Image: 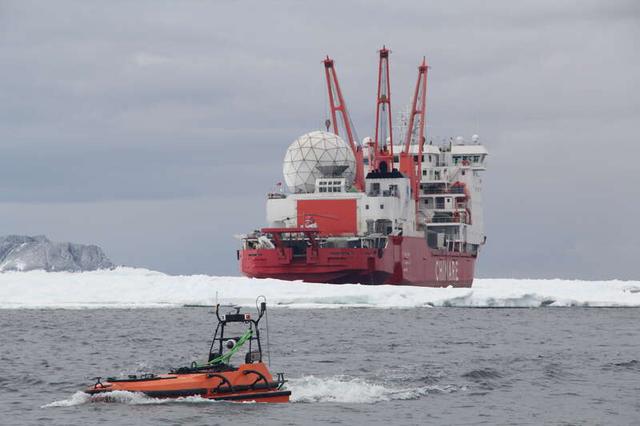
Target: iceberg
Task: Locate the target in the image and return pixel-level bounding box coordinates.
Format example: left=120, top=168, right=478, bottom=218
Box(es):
left=0, top=235, right=114, bottom=272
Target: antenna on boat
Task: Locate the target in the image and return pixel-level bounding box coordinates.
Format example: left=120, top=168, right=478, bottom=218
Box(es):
left=256, top=295, right=271, bottom=366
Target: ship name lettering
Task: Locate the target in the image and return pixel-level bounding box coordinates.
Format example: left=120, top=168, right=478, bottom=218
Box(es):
left=435, top=259, right=459, bottom=281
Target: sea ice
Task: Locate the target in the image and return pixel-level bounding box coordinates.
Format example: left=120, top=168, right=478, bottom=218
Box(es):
left=1, top=267, right=639, bottom=309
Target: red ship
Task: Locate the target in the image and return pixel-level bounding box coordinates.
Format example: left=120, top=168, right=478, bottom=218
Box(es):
left=239, top=48, right=487, bottom=287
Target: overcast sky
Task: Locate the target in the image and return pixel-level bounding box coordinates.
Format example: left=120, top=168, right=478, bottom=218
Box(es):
left=1, top=0, right=638, bottom=279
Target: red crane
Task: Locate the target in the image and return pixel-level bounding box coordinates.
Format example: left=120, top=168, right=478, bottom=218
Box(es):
left=399, top=58, right=429, bottom=201
left=323, top=56, right=365, bottom=191
left=372, top=46, right=394, bottom=173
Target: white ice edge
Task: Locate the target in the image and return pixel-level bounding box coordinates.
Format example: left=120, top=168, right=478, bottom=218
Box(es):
left=2, top=267, right=640, bottom=309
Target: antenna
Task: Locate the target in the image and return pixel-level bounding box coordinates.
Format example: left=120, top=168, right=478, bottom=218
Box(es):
left=256, top=295, right=270, bottom=367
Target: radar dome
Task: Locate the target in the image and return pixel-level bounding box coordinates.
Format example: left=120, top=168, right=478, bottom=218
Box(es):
left=283, top=131, right=356, bottom=193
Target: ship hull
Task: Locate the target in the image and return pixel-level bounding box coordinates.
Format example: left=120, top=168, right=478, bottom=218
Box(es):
left=240, top=236, right=476, bottom=287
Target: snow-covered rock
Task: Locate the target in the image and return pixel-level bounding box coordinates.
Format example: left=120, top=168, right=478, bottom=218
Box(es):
left=0, top=235, right=114, bottom=272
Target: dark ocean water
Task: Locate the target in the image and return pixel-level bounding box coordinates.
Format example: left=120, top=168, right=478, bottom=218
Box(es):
left=1, top=308, right=639, bottom=425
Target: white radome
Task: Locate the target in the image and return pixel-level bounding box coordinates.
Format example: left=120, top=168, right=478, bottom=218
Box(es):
left=283, top=131, right=356, bottom=193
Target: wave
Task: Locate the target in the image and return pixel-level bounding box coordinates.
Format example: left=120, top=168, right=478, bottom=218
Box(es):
left=2, top=267, right=640, bottom=309
left=461, top=368, right=502, bottom=380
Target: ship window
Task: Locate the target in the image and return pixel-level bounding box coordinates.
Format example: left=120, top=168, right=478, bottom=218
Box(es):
left=393, top=155, right=399, bottom=162
left=380, top=204, right=384, bottom=209
left=319, top=187, right=326, bottom=193
left=365, top=204, right=369, bottom=210
left=423, top=169, right=427, bottom=176
left=473, top=155, right=480, bottom=162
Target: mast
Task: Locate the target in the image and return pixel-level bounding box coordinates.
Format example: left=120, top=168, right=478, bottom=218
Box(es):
left=323, top=56, right=364, bottom=191
left=372, top=46, right=394, bottom=173
left=400, top=58, right=429, bottom=201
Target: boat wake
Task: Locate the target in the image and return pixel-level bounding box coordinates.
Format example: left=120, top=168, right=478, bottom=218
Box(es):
left=43, top=375, right=456, bottom=407
left=3, top=267, right=639, bottom=309
left=289, top=375, right=459, bottom=403
left=42, top=390, right=216, bottom=407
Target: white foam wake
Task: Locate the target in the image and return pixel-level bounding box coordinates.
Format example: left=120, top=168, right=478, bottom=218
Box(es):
left=288, top=375, right=456, bottom=403
left=2, top=267, right=639, bottom=309
left=42, top=390, right=215, bottom=408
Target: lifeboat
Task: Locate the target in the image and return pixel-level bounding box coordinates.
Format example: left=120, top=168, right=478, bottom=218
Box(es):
left=85, top=299, right=291, bottom=403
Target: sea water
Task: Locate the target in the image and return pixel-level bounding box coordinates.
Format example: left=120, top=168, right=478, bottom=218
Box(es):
left=2, top=306, right=640, bottom=425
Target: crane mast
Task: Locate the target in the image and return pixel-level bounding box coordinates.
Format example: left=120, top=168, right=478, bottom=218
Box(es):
left=400, top=58, right=429, bottom=201
left=323, top=56, right=365, bottom=191
left=372, top=46, right=394, bottom=173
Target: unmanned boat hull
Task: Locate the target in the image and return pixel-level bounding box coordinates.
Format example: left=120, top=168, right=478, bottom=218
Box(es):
left=86, top=363, right=290, bottom=403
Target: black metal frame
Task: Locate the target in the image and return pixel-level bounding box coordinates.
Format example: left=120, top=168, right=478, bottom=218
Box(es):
left=207, top=302, right=266, bottom=365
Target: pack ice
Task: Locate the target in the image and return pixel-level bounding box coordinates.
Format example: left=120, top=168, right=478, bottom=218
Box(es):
left=0, top=267, right=639, bottom=309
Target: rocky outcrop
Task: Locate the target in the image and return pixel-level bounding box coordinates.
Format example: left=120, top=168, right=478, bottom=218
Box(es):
left=0, top=235, right=114, bottom=272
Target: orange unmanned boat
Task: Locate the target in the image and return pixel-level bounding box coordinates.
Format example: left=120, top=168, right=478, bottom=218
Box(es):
left=85, top=300, right=291, bottom=403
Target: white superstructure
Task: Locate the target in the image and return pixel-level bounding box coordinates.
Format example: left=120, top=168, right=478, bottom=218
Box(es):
left=265, top=134, right=488, bottom=255
left=361, top=135, right=488, bottom=253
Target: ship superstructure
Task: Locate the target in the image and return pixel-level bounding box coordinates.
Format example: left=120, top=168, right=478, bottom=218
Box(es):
left=238, top=48, right=488, bottom=287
